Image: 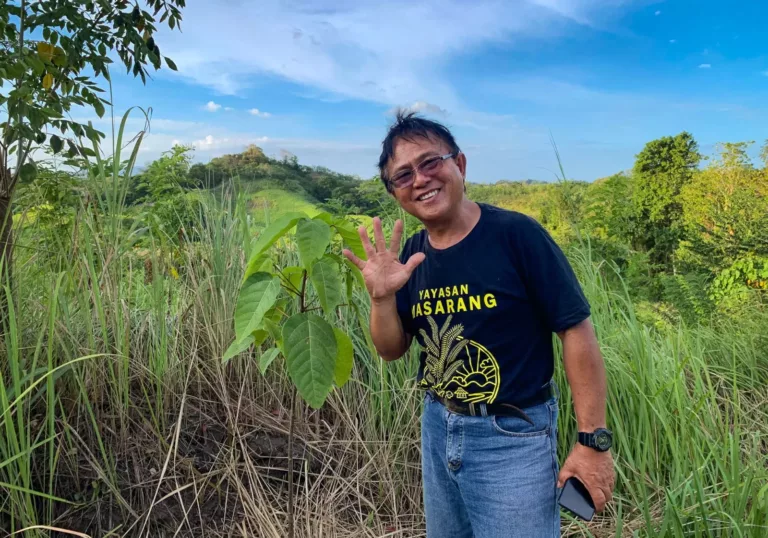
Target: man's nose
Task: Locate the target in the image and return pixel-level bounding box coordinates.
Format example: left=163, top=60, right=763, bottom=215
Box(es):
left=412, top=168, right=431, bottom=188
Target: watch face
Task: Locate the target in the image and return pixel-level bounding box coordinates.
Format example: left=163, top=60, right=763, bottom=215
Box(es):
left=595, top=431, right=612, bottom=450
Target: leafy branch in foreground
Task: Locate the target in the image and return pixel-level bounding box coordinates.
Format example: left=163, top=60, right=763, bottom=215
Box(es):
left=223, top=211, right=368, bottom=538
left=224, top=211, right=366, bottom=408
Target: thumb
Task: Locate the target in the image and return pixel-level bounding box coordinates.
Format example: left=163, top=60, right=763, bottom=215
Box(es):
left=403, top=252, right=426, bottom=274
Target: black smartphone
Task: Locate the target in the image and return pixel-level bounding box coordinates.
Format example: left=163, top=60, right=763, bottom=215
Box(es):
left=558, top=477, right=595, bottom=521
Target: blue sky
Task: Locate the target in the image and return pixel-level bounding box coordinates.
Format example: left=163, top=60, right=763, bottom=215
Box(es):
left=101, top=0, right=768, bottom=182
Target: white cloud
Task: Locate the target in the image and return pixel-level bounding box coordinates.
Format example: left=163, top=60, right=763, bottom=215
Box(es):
left=655, top=10, right=661, bottom=15
left=699, top=64, right=712, bottom=69
left=204, top=101, right=222, bottom=112
left=155, top=0, right=642, bottom=110
left=224, top=107, right=234, bottom=111
left=249, top=108, right=273, bottom=118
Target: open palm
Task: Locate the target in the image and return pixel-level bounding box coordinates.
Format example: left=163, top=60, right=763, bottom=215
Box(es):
left=343, top=217, right=425, bottom=301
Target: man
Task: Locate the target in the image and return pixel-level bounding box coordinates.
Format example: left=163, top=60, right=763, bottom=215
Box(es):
left=343, top=113, right=615, bottom=537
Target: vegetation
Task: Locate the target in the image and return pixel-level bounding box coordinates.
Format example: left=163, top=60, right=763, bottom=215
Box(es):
left=1, top=94, right=767, bottom=537
left=0, top=0, right=184, bottom=310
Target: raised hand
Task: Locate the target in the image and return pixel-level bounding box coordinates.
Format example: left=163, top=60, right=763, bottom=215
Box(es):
left=343, top=217, right=425, bottom=301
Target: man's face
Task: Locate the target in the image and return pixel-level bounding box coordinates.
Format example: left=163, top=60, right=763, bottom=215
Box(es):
left=386, top=135, right=467, bottom=223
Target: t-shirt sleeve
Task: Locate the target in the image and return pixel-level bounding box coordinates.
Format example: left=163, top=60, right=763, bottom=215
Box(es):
left=513, top=216, right=591, bottom=333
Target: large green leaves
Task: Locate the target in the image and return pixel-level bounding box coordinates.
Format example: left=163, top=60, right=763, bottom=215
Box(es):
left=333, top=218, right=366, bottom=260
left=259, top=348, right=282, bottom=375
left=333, top=329, right=354, bottom=387
left=283, top=313, right=337, bottom=409
left=296, top=219, right=332, bottom=268
left=222, top=334, right=255, bottom=363
left=243, top=252, right=273, bottom=281
left=310, top=256, right=343, bottom=314
left=248, top=212, right=307, bottom=266
left=235, top=272, right=281, bottom=341
left=314, top=213, right=366, bottom=259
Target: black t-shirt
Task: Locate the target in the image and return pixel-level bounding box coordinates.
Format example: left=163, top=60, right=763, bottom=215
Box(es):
left=395, top=203, right=590, bottom=405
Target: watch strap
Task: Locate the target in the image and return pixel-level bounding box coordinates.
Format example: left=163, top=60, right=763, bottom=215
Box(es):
left=578, top=431, right=594, bottom=448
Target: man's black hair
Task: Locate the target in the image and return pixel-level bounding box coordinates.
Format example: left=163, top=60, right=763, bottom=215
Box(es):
left=378, top=111, right=461, bottom=192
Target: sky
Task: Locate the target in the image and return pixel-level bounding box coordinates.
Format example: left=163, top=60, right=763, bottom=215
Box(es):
left=98, top=0, right=768, bottom=182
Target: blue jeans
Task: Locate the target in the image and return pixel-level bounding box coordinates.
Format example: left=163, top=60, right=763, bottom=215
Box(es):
left=421, top=389, right=561, bottom=538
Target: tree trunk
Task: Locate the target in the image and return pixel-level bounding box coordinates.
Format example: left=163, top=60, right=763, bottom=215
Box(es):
left=0, top=194, right=13, bottom=331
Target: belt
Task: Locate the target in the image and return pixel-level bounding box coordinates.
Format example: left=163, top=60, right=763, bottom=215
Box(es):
left=426, top=382, right=554, bottom=426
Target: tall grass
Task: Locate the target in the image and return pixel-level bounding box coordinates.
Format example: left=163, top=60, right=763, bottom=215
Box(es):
left=1, top=122, right=767, bottom=536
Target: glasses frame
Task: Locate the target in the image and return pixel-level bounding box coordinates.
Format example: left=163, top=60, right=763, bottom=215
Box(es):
left=388, top=152, right=457, bottom=190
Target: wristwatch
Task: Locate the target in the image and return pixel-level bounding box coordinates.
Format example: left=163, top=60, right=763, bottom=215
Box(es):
left=578, top=428, right=613, bottom=452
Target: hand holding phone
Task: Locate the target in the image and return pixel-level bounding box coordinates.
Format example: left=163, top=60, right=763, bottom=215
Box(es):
left=558, top=477, right=595, bottom=521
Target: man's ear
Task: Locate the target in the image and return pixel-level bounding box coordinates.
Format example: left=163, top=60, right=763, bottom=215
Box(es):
left=456, top=151, right=467, bottom=177
left=456, top=151, right=467, bottom=193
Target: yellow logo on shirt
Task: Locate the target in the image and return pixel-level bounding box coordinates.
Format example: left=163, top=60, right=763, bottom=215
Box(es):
left=418, top=315, right=500, bottom=404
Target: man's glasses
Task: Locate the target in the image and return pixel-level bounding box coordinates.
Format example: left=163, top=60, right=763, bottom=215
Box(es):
left=389, top=153, right=456, bottom=190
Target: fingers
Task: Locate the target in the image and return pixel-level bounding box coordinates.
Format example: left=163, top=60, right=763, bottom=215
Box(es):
left=372, top=217, right=386, bottom=252
left=403, top=252, right=426, bottom=274
left=389, top=219, right=403, bottom=254
left=590, top=486, right=608, bottom=513
left=557, top=467, right=575, bottom=489
left=342, top=249, right=365, bottom=271
left=358, top=225, right=375, bottom=259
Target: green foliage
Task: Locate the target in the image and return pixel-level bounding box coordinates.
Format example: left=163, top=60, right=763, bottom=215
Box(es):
left=678, top=142, right=768, bottom=272
left=0, top=0, right=184, bottom=185
left=283, top=313, right=338, bottom=409
left=582, top=173, right=637, bottom=243
left=258, top=347, right=282, bottom=374
left=631, top=132, right=702, bottom=269
left=658, top=272, right=714, bottom=324
left=310, top=255, right=343, bottom=314
left=709, top=256, right=768, bottom=305
left=234, top=272, right=281, bottom=341
left=332, top=328, right=354, bottom=387
left=228, top=210, right=365, bottom=409
left=296, top=218, right=331, bottom=267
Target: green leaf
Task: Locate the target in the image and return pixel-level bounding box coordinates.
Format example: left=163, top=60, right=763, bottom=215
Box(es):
left=263, top=318, right=282, bottom=345
left=27, top=55, right=45, bottom=76
left=254, top=329, right=271, bottom=347
left=243, top=252, right=273, bottom=281
left=333, top=328, right=354, bottom=387
left=19, top=162, right=37, bottom=182
left=345, top=271, right=354, bottom=303
left=312, top=212, right=334, bottom=225
left=334, top=218, right=366, bottom=260
left=296, top=218, right=332, bottom=268
left=259, top=347, right=281, bottom=375
left=344, top=258, right=366, bottom=295
left=165, top=57, right=178, bottom=71
left=310, top=256, right=343, bottom=314
left=248, top=212, right=307, bottom=263
left=50, top=134, right=63, bottom=154
left=235, top=273, right=281, bottom=341
left=94, top=99, right=105, bottom=118
left=283, top=313, right=337, bottom=409
left=280, top=266, right=305, bottom=294
left=223, top=334, right=254, bottom=363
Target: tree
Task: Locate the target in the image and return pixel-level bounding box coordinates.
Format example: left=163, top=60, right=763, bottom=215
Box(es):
left=678, top=142, right=768, bottom=272
left=631, top=132, right=701, bottom=271
left=225, top=211, right=368, bottom=538
left=760, top=139, right=768, bottom=168
left=0, top=0, right=185, bottom=290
